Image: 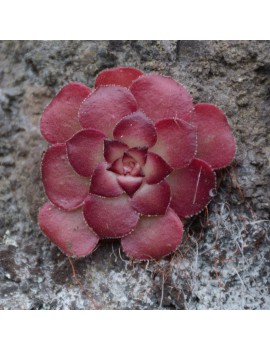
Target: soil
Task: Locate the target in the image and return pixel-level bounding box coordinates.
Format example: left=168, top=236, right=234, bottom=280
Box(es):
left=0, top=40, right=269, bottom=309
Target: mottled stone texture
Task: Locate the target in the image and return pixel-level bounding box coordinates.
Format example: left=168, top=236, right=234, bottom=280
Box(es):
left=0, top=40, right=269, bottom=309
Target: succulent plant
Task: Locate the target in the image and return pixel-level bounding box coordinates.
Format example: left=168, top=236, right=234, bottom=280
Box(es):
left=38, top=67, right=236, bottom=260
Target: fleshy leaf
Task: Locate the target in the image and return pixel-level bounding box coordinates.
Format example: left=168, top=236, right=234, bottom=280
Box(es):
left=40, top=82, right=91, bottom=144
left=121, top=153, right=144, bottom=176
left=66, top=129, right=105, bottom=177
left=113, top=111, right=157, bottom=148
left=95, top=66, right=143, bottom=88
left=42, top=144, right=90, bottom=210
left=104, top=139, right=128, bottom=163
left=143, top=152, right=173, bottom=184
left=126, top=147, right=148, bottom=166
left=130, top=181, right=171, bottom=215
left=130, top=163, right=144, bottom=177
left=121, top=208, right=183, bottom=260
left=151, top=118, right=196, bottom=169
left=117, top=175, right=143, bottom=196
left=107, top=157, right=124, bottom=175
left=130, top=74, right=193, bottom=123
left=79, top=86, right=137, bottom=138
left=90, top=162, right=124, bottom=197
left=167, top=158, right=216, bottom=218
left=83, top=194, right=139, bottom=239
left=179, top=112, right=194, bottom=124
left=122, top=153, right=136, bottom=174
left=38, top=202, right=99, bottom=257
left=192, top=104, right=236, bottom=169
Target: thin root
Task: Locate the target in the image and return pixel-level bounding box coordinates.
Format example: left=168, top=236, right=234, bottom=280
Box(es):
left=68, top=257, right=99, bottom=310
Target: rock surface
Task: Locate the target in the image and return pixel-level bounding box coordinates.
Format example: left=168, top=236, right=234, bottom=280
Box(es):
left=0, top=40, right=269, bottom=309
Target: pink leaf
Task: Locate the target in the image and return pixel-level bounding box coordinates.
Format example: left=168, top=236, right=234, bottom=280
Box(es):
left=151, top=118, right=197, bottom=169
left=167, top=158, right=216, bottom=218
left=120, top=153, right=144, bottom=177
left=90, top=162, right=124, bottom=197
left=83, top=194, right=139, bottom=239
left=42, top=144, right=90, bottom=211
left=192, top=104, right=236, bottom=169
left=38, top=202, right=99, bottom=257
left=107, top=157, right=124, bottom=175
left=104, top=139, right=128, bottom=164
left=121, top=208, right=183, bottom=260
left=117, top=175, right=143, bottom=196
left=129, top=163, right=144, bottom=177
left=143, top=152, right=172, bottom=184
left=40, top=82, right=91, bottom=144
left=113, top=111, right=157, bottom=148
left=130, top=181, right=171, bottom=215
left=95, top=66, right=143, bottom=88
left=66, top=129, right=105, bottom=177
left=79, top=86, right=137, bottom=138
left=130, top=74, right=193, bottom=123
left=126, top=147, right=148, bottom=166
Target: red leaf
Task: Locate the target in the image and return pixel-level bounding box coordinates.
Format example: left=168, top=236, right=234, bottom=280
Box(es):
left=167, top=158, right=216, bottom=218
left=90, top=162, right=124, bottom=197
left=66, top=129, right=105, bottom=177
left=143, top=152, right=172, bottom=184
left=117, top=175, right=143, bottom=196
left=95, top=66, right=143, bottom=88
left=113, top=111, right=157, bottom=148
left=192, top=104, right=236, bottom=169
left=130, top=74, right=193, bottom=123
left=40, top=82, right=91, bottom=144
left=121, top=208, right=183, bottom=260
left=151, top=118, right=196, bottom=169
left=130, top=163, right=144, bottom=177
left=38, top=202, right=99, bottom=257
left=42, top=144, right=90, bottom=211
left=104, top=139, right=128, bottom=164
left=126, top=147, right=148, bottom=166
left=79, top=86, right=137, bottom=138
left=107, top=157, right=124, bottom=175
left=83, top=194, right=139, bottom=239
left=131, top=181, right=171, bottom=215
left=121, top=153, right=138, bottom=175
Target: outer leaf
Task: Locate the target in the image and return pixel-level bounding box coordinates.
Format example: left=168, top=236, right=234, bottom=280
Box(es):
left=42, top=144, right=90, bottom=211
left=40, top=82, right=91, bottom=144
left=121, top=208, right=183, bottom=260
left=95, top=66, right=143, bottom=88
left=66, top=129, right=105, bottom=177
left=38, top=202, right=99, bottom=257
left=79, top=86, right=137, bottom=138
left=130, top=74, right=193, bottom=123
left=151, top=118, right=196, bottom=169
left=83, top=194, right=139, bottom=239
left=192, top=104, right=236, bottom=169
left=167, top=158, right=216, bottom=218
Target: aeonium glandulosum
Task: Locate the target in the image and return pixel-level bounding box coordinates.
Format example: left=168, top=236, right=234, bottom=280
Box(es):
left=38, top=67, right=236, bottom=260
